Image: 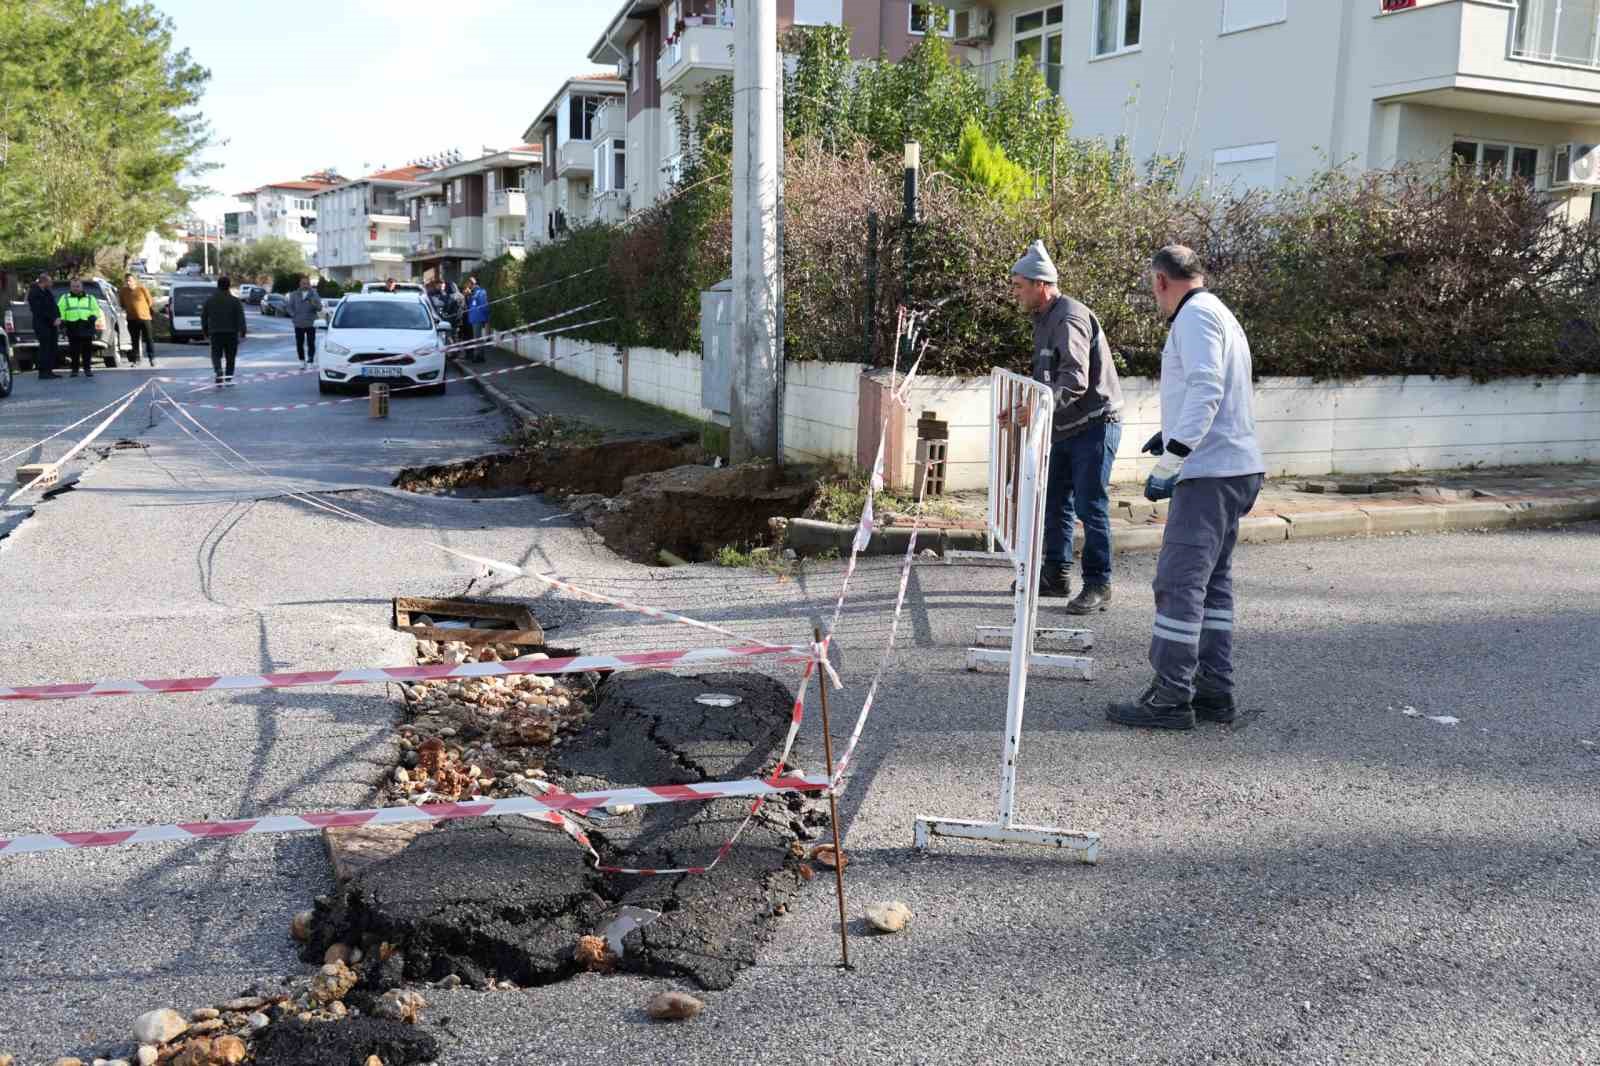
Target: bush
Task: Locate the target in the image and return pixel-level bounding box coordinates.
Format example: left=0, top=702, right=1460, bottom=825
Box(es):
left=471, top=254, right=522, bottom=332
left=315, top=278, right=341, bottom=298
left=270, top=271, right=299, bottom=295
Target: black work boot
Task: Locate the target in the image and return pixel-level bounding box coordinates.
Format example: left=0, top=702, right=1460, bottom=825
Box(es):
left=1012, top=565, right=1071, bottom=599
left=1107, top=683, right=1195, bottom=731
left=1192, top=690, right=1237, bottom=724
left=1065, top=584, right=1112, bottom=614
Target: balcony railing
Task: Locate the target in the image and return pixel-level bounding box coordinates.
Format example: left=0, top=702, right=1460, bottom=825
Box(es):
left=1512, top=0, right=1600, bottom=68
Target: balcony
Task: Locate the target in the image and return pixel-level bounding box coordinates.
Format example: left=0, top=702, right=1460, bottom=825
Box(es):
left=420, top=202, right=449, bottom=231
left=1372, top=0, right=1600, bottom=122
left=555, top=139, right=594, bottom=178
left=490, top=187, right=527, bottom=218
left=658, top=17, right=734, bottom=95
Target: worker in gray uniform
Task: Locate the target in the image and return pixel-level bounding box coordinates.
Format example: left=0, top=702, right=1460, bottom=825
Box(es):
left=1108, top=245, right=1265, bottom=731
left=1008, top=240, right=1124, bottom=611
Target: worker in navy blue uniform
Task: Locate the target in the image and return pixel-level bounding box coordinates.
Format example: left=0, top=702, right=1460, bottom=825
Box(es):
left=1108, top=245, right=1266, bottom=731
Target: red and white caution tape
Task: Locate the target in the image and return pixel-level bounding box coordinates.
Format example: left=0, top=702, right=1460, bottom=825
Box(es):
left=0, top=643, right=812, bottom=703
left=441, top=301, right=608, bottom=355
left=0, top=381, right=156, bottom=467
left=0, top=773, right=829, bottom=858
left=168, top=361, right=545, bottom=413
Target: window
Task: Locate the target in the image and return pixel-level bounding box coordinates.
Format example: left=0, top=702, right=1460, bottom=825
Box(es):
left=567, top=94, right=599, bottom=142
left=1014, top=6, right=1064, bottom=95
left=630, top=40, right=641, bottom=93
left=1093, top=0, right=1141, bottom=57
left=1454, top=139, right=1541, bottom=184
left=1212, top=142, right=1278, bottom=193
left=613, top=138, right=627, bottom=191
left=909, top=3, right=956, bottom=35
left=1221, top=0, right=1285, bottom=34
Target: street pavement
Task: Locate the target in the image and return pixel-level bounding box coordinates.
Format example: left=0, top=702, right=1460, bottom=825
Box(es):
left=1, top=324, right=1598, bottom=1064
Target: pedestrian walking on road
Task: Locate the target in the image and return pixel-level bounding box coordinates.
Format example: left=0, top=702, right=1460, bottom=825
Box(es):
left=285, top=275, right=323, bottom=363
left=200, top=275, right=247, bottom=386
left=1108, top=245, right=1266, bottom=732
left=119, top=273, right=156, bottom=366
left=1008, top=240, right=1124, bottom=611
left=464, top=275, right=489, bottom=363
left=28, top=273, right=61, bottom=379
left=55, top=277, right=101, bottom=378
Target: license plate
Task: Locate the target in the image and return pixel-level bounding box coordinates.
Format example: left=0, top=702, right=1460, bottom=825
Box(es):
left=365, top=366, right=404, bottom=377
left=177, top=318, right=200, bottom=330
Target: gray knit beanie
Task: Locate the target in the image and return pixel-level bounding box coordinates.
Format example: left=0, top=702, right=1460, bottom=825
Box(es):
left=1010, top=240, right=1058, bottom=284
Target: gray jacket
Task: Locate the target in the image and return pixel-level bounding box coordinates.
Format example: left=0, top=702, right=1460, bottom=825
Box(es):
left=1030, top=295, right=1123, bottom=437
left=285, top=288, right=323, bottom=328
left=1160, top=289, right=1265, bottom=480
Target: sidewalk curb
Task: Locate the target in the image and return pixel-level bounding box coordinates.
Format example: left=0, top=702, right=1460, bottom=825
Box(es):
left=780, top=494, right=1600, bottom=558
left=450, top=354, right=540, bottom=426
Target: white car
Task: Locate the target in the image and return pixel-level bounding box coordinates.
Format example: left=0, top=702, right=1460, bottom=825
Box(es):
left=361, top=281, right=425, bottom=295
left=315, top=293, right=450, bottom=396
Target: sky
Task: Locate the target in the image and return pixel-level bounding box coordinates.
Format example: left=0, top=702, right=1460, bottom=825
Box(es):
left=157, top=0, right=618, bottom=222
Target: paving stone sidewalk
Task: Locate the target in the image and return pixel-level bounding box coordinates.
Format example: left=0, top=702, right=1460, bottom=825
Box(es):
left=458, top=349, right=1600, bottom=551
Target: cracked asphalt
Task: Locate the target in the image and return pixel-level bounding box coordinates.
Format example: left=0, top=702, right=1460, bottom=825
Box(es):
left=2, top=316, right=1597, bottom=1064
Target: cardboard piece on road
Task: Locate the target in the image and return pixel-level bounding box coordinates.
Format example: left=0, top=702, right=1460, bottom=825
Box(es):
left=393, top=596, right=546, bottom=649
left=15, top=463, right=60, bottom=489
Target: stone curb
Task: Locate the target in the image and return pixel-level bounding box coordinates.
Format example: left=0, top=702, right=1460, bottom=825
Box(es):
left=449, top=354, right=541, bottom=427
left=781, top=494, right=1600, bottom=558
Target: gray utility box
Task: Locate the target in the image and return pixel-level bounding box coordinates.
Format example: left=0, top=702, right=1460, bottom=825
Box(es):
left=700, top=278, right=734, bottom=418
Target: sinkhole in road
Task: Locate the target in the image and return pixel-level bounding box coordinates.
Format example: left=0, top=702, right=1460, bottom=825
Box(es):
left=392, top=430, right=706, bottom=499
left=305, top=625, right=830, bottom=993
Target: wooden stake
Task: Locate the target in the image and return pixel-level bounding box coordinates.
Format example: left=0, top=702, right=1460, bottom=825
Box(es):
left=814, top=626, right=852, bottom=971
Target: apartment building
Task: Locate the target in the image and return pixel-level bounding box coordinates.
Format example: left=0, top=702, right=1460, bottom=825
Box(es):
left=313, top=165, right=434, bottom=283
left=524, top=74, right=629, bottom=245
left=954, top=0, right=1600, bottom=217
left=402, top=146, right=543, bottom=281
left=583, top=1, right=954, bottom=221
left=225, top=173, right=340, bottom=258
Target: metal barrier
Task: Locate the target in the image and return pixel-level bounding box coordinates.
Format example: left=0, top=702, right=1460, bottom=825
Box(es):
left=916, top=368, right=1101, bottom=861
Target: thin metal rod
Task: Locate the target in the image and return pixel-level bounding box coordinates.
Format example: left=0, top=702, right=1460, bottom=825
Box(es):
left=814, top=625, right=852, bottom=971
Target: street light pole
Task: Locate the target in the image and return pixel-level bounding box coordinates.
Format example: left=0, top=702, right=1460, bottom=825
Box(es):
left=730, top=0, right=782, bottom=464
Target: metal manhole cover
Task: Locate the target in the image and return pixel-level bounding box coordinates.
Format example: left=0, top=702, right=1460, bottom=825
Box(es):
left=695, top=693, right=741, bottom=708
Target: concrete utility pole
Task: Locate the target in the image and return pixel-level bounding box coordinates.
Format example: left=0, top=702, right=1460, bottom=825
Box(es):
left=730, top=0, right=782, bottom=464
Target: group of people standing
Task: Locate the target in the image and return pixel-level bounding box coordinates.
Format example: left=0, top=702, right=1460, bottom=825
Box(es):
left=23, top=272, right=158, bottom=379
left=424, top=275, right=491, bottom=361
left=1008, top=240, right=1266, bottom=734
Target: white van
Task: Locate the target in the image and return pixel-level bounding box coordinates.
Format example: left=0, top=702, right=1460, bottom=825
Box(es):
left=166, top=282, right=214, bottom=343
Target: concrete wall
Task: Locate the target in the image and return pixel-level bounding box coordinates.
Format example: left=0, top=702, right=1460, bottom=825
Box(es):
left=513, top=331, right=1600, bottom=486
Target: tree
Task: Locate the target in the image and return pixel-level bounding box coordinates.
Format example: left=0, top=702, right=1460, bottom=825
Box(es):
left=219, top=237, right=306, bottom=282
left=944, top=120, right=1032, bottom=204
left=0, top=0, right=213, bottom=265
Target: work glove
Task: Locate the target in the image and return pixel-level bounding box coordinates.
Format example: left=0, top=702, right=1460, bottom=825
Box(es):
left=1141, top=432, right=1164, bottom=456
left=1143, top=446, right=1188, bottom=501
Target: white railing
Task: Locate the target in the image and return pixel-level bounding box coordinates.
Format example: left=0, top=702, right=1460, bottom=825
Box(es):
left=1512, top=0, right=1600, bottom=68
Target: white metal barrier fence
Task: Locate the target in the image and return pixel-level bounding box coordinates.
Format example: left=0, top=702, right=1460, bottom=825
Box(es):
left=916, top=368, right=1101, bottom=860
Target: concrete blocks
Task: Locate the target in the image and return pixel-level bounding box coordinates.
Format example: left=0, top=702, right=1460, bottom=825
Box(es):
left=1437, top=501, right=1516, bottom=530
left=1361, top=504, right=1446, bottom=534
left=1237, top=516, right=1290, bottom=544
left=1506, top=496, right=1600, bottom=527
left=1281, top=510, right=1371, bottom=540
left=1112, top=526, right=1165, bottom=554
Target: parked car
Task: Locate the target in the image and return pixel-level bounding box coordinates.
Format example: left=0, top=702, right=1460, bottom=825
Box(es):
left=241, top=285, right=266, bottom=306
left=261, top=293, right=288, bottom=317
left=361, top=281, right=425, bottom=295
left=315, top=293, right=449, bottom=396
left=0, top=315, right=14, bottom=398
left=319, top=296, right=343, bottom=323
left=165, top=282, right=215, bottom=343
left=6, top=277, right=133, bottom=370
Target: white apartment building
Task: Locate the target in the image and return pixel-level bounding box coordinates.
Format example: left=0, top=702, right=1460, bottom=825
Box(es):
left=226, top=174, right=339, bottom=258
left=313, top=166, right=434, bottom=284
left=402, top=146, right=542, bottom=281
left=524, top=74, right=629, bottom=245
left=968, top=0, right=1600, bottom=217
left=577, top=1, right=1600, bottom=222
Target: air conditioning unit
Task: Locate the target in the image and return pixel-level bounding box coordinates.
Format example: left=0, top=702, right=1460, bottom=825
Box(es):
left=953, top=5, right=994, bottom=44
left=1561, top=143, right=1600, bottom=185
left=616, top=56, right=632, bottom=81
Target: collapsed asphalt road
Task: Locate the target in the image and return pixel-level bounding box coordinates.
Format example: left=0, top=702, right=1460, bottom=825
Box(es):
left=306, top=671, right=831, bottom=992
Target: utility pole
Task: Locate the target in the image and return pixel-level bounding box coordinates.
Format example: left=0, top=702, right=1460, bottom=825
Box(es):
left=730, top=0, right=781, bottom=464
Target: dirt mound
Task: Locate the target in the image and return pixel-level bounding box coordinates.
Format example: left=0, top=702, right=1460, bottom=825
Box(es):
left=393, top=432, right=704, bottom=499
left=573, top=459, right=817, bottom=564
